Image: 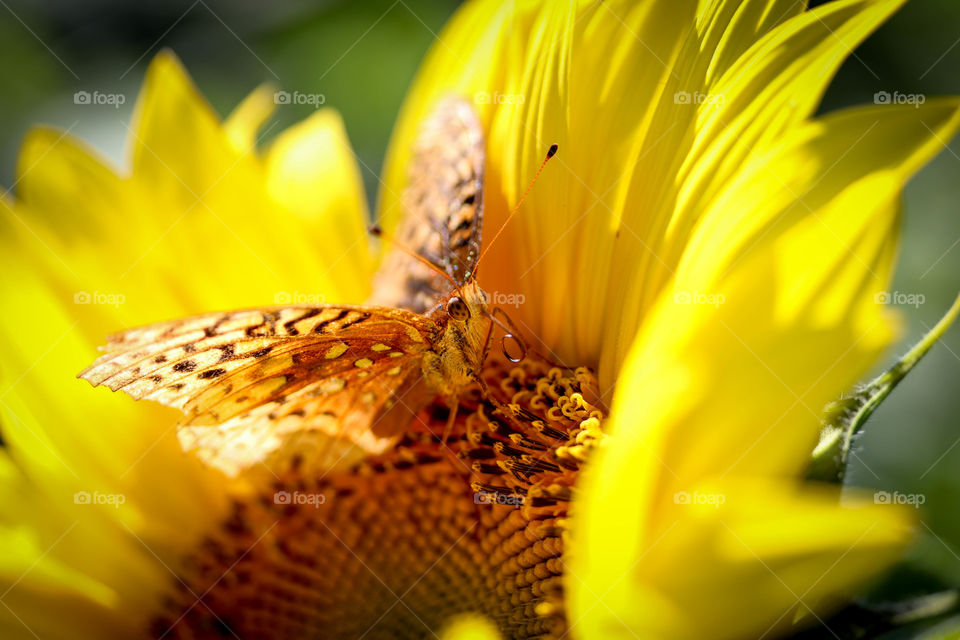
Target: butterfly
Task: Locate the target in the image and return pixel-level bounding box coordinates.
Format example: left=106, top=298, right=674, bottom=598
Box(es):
left=80, top=96, right=556, bottom=478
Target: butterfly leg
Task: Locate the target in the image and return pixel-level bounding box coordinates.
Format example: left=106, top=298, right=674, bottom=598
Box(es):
left=437, top=399, right=478, bottom=477
left=473, top=374, right=518, bottom=426
left=475, top=321, right=519, bottom=419
left=479, top=307, right=498, bottom=367
left=440, top=399, right=460, bottom=446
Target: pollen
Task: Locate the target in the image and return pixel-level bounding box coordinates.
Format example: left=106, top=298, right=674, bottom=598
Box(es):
left=151, top=354, right=605, bottom=639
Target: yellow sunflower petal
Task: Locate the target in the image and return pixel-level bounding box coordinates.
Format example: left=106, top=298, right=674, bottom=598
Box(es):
left=599, top=0, right=917, bottom=385
left=678, top=99, right=960, bottom=297
left=8, top=128, right=199, bottom=337
left=224, top=83, right=277, bottom=154
left=4, top=1, right=959, bottom=637
left=378, top=0, right=521, bottom=234
left=440, top=613, right=504, bottom=640
left=129, top=50, right=245, bottom=206
left=571, top=478, right=911, bottom=640
left=684, top=0, right=907, bottom=207
left=263, top=107, right=374, bottom=300
left=486, top=0, right=697, bottom=366
left=1, top=48, right=378, bottom=637
left=389, top=0, right=912, bottom=380
left=15, top=126, right=137, bottom=241
left=695, top=0, right=806, bottom=84
left=126, top=50, right=370, bottom=309
left=599, top=99, right=960, bottom=388
left=0, top=218, right=232, bottom=541
left=569, top=99, right=960, bottom=638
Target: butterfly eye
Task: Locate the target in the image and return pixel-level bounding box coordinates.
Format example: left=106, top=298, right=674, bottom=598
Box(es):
left=446, top=296, right=469, bottom=321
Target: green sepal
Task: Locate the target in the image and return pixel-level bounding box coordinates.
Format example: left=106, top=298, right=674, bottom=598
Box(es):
left=807, top=294, right=960, bottom=483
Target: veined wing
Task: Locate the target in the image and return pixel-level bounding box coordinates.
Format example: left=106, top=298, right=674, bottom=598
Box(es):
left=80, top=305, right=439, bottom=476
left=369, top=95, right=485, bottom=312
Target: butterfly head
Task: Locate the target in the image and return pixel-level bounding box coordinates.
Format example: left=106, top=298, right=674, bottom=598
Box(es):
left=418, top=280, right=492, bottom=398
left=445, top=296, right=469, bottom=321
left=445, top=280, right=486, bottom=319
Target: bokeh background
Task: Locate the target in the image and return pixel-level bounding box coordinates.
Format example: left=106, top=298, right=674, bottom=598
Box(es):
left=1, top=0, right=958, bottom=617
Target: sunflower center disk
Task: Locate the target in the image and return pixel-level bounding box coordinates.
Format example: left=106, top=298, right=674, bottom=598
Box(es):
left=153, top=356, right=606, bottom=639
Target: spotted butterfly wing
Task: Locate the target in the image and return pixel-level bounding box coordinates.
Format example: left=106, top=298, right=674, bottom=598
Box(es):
left=80, top=96, right=486, bottom=476
left=369, top=95, right=485, bottom=312
left=80, top=306, right=437, bottom=476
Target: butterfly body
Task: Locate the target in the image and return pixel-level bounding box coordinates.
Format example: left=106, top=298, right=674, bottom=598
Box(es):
left=421, top=281, right=491, bottom=399
left=80, top=96, right=500, bottom=476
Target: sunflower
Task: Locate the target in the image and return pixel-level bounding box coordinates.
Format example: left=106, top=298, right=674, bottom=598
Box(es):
left=2, top=1, right=958, bottom=639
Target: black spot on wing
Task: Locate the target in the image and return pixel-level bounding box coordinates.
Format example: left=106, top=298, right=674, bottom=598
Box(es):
left=313, top=310, right=349, bottom=334
left=339, top=312, right=371, bottom=330
left=283, top=308, right=321, bottom=336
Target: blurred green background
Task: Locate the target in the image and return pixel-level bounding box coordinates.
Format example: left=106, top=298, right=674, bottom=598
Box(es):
left=0, top=0, right=957, bottom=611
left=0, top=0, right=461, bottom=200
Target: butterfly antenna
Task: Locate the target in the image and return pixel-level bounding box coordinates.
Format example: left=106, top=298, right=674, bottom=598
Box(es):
left=369, top=224, right=459, bottom=289
left=476, top=143, right=558, bottom=268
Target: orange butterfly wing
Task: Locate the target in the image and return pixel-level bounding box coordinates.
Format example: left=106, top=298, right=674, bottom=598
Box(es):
left=369, top=95, right=485, bottom=313
left=80, top=306, right=438, bottom=476
left=81, top=97, right=487, bottom=475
